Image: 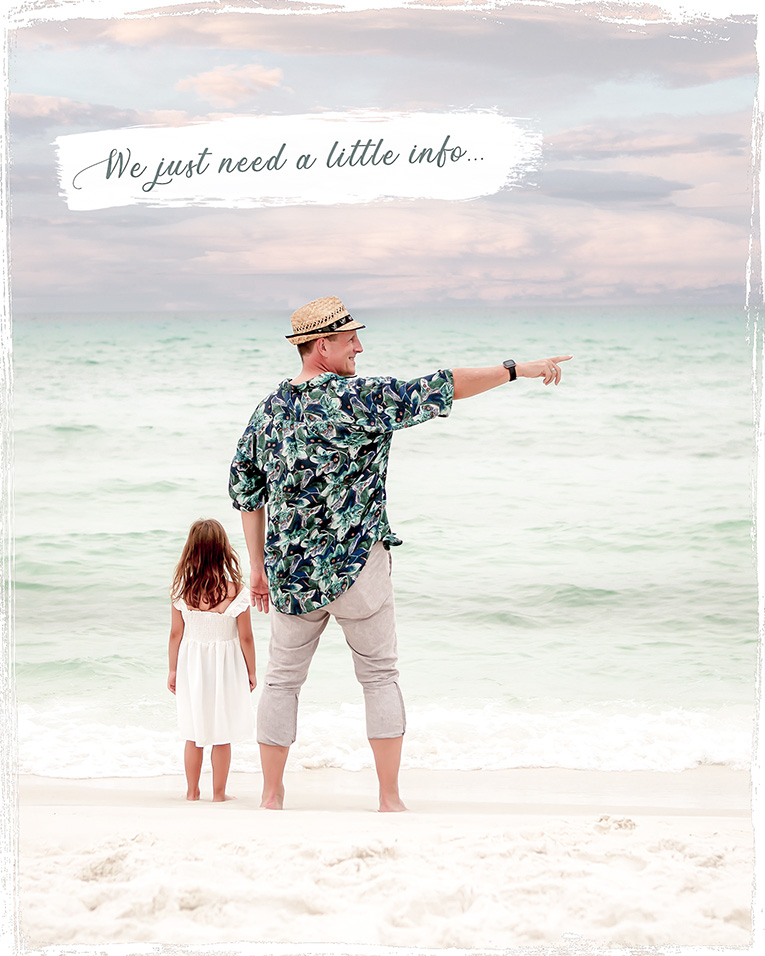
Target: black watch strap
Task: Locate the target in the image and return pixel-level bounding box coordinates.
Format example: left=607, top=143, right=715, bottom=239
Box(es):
left=503, top=358, right=517, bottom=382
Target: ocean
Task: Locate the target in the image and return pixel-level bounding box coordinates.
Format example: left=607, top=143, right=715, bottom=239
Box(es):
left=11, top=306, right=758, bottom=777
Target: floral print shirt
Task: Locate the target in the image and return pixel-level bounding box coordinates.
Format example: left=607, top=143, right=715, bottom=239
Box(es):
left=229, top=370, right=454, bottom=614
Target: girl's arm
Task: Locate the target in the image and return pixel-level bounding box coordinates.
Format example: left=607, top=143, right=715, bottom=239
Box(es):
left=237, top=609, right=257, bottom=691
left=167, top=604, right=185, bottom=694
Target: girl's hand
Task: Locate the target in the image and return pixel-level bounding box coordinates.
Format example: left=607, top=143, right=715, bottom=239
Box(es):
left=167, top=670, right=177, bottom=694
left=249, top=673, right=257, bottom=692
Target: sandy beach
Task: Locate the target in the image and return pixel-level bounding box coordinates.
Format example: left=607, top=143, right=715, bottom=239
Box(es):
left=19, top=766, right=752, bottom=950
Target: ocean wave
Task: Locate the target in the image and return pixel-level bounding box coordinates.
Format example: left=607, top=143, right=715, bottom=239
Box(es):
left=16, top=655, right=156, bottom=682
left=530, top=584, right=621, bottom=607
left=14, top=528, right=175, bottom=547
left=15, top=423, right=104, bottom=435
left=16, top=701, right=753, bottom=779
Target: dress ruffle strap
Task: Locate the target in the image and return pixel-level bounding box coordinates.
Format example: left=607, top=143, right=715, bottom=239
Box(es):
left=225, top=587, right=251, bottom=617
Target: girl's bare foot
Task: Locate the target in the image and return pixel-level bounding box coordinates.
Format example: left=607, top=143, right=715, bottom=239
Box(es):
left=186, top=788, right=200, bottom=801
left=213, top=793, right=236, bottom=802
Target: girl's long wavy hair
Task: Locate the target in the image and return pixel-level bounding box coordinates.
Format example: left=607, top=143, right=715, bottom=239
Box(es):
left=171, top=519, right=243, bottom=609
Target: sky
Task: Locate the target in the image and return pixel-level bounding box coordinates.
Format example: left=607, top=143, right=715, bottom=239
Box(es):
left=4, top=1, right=761, bottom=312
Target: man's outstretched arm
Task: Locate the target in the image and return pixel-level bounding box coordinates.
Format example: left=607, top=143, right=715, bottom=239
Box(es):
left=451, top=356, right=572, bottom=400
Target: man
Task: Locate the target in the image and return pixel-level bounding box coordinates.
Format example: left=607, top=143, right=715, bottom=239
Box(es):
left=229, top=295, right=571, bottom=812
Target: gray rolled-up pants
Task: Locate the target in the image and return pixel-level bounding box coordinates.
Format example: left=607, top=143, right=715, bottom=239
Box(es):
left=257, top=541, right=405, bottom=747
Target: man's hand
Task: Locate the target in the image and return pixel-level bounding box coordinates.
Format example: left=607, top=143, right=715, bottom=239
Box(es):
left=516, top=355, right=573, bottom=386
left=249, top=672, right=257, bottom=692
left=250, top=567, right=270, bottom=613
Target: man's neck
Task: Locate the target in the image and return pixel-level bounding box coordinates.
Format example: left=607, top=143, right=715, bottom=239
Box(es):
left=290, top=362, right=329, bottom=385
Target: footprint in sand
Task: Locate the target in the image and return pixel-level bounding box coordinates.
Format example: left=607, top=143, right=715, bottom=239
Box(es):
left=594, top=815, right=637, bottom=833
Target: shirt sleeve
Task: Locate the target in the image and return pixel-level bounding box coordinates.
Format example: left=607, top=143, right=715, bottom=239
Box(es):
left=229, top=421, right=268, bottom=512
left=353, top=369, right=454, bottom=433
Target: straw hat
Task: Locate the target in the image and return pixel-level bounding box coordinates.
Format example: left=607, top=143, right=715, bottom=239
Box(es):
left=285, top=296, right=365, bottom=345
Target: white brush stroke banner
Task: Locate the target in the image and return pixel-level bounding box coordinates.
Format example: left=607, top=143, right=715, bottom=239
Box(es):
left=55, top=110, right=541, bottom=210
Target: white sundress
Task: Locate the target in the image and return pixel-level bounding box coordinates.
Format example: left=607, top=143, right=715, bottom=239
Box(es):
left=173, top=587, right=255, bottom=747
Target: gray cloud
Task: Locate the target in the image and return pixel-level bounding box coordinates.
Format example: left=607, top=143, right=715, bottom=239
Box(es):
left=8, top=163, right=59, bottom=194
left=546, top=126, right=750, bottom=162
left=535, top=169, right=693, bottom=203
left=9, top=186, right=747, bottom=312
left=9, top=94, right=191, bottom=133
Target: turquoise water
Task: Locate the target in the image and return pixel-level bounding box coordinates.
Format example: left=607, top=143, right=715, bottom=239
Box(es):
left=12, top=307, right=758, bottom=775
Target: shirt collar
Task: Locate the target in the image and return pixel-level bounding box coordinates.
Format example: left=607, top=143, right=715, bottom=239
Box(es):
left=285, top=372, right=343, bottom=391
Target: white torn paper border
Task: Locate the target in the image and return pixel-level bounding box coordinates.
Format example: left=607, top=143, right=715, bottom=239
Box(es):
left=54, top=110, right=541, bottom=210
left=5, top=0, right=760, bottom=28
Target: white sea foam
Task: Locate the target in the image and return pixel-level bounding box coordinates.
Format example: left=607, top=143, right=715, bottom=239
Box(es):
left=17, top=700, right=752, bottom=778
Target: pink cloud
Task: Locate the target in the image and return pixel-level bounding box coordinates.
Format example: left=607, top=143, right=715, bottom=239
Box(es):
left=547, top=112, right=751, bottom=161
left=10, top=197, right=748, bottom=308
left=9, top=93, right=74, bottom=120
left=13, top=10, right=756, bottom=92
left=9, top=93, right=191, bottom=129
left=121, top=200, right=745, bottom=302
left=175, top=64, right=286, bottom=107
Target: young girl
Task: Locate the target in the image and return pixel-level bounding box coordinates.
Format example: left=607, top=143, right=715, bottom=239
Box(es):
left=168, top=518, right=256, bottom=801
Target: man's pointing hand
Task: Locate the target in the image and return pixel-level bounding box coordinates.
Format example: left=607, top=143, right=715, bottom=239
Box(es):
left=516, top=355, right=573, bottom=386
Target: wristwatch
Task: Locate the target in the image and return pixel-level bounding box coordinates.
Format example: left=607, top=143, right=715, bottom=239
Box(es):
left=503, top=358, right=517, bottom=382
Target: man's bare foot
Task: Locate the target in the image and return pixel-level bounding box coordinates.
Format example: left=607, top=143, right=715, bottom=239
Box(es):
left=213, top=793, right=236, bottom=803
left=379, top=793, right=407, bottom=812
left=260, top=787, right=285, bottom=810
left=186, top=788, right=200, bottom=801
